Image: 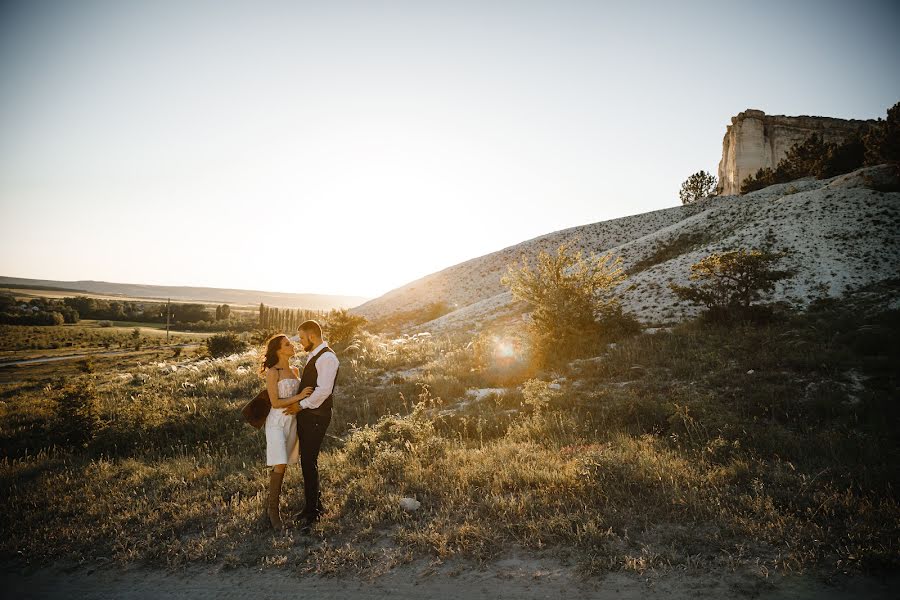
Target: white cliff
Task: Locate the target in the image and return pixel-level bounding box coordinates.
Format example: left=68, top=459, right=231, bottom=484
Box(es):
left=717, top=109, right=875, bottom=195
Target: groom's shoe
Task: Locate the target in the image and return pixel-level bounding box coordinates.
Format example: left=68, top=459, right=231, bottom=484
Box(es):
left=298, top=512, right=317, bottom=535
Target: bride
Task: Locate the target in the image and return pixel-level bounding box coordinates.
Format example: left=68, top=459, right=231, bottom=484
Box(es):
left=258, top=333, right=312, bottom=530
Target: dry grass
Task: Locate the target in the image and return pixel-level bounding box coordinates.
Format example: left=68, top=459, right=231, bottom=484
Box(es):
left=1, top=302, right=898, bottom=576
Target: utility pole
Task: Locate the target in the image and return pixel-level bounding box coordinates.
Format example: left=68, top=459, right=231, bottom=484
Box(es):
left=165, top=298, right=170, bottom=343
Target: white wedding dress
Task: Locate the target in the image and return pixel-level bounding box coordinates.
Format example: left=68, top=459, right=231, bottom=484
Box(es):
left=265, top=375, right=300, bottom=466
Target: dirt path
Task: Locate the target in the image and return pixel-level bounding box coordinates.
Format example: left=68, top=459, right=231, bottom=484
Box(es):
left=2, top=560, right=897, bottom=600
left=0, top=344, right=201, bottom=367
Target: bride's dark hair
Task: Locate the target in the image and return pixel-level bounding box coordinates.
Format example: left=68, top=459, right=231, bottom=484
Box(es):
left=259, top=333, right=288, bottom=377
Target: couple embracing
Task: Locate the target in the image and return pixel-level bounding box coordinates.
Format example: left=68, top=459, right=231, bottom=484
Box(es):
left=257, top=320, right=339, bottom=532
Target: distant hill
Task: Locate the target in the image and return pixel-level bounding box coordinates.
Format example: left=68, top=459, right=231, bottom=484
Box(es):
left=354, top=164, right=900, bottom=330
left=0, top=277, right=368, bottom=310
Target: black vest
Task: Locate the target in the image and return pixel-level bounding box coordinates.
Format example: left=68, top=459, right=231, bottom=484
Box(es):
left=299, top=346, right=338, bottom=415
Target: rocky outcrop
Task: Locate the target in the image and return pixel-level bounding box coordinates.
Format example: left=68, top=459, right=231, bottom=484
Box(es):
left=717, top=109, right=875, bottom=195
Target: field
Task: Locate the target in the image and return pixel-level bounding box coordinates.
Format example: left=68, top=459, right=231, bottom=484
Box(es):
left=1, top=286, right=261, bottom=313
left=0, top=321, right=207, bottom=360
left=1, top=297, right=897, bottom=587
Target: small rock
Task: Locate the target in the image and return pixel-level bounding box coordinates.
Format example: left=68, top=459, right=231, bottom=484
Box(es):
left=747, top=369, right=755, bottom=375
left=400, top=497, right=421, bottom=512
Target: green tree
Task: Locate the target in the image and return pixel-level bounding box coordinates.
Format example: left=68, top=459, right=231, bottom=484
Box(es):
left=173, top=303, right=209, bottom=323
left=669, top=249, right=791, bottom=322
left=324, top=308, right=368, bottom=350
left=864, top=101, right=900, bottom=165
left=55, top=379, right=102, bottom=448
left=206, top=333, right=248, bottom=357
left=818, top=135, right=866, bottom=178
left=679, top=170, right=718, bottom=204
left=778, top=133, right=833, bottom=181
left=741, top=167, right=777, bottom=194
left=501, top=240, right=638, bottom=366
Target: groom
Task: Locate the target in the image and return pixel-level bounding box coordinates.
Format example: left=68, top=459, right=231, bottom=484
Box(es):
left=284, top=319, right=339, bottom=529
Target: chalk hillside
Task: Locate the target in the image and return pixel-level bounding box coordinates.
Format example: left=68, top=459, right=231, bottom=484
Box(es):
left=355, top=165, right=900, bottom=331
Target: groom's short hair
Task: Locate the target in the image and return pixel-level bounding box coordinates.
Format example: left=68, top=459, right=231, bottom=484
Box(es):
left=298, top=320, right=322, bottom=338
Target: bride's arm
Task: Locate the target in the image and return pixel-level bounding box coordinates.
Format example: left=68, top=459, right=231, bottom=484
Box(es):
left=280, top=387, right=315, bottom=414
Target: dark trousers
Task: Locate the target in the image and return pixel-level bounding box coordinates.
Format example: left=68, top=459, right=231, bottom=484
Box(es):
left=297, top=408, right=331, bottom=518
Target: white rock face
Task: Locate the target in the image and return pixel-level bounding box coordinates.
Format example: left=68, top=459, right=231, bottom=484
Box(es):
left=717, top=109, right=876, bottom=195
left=353, top=165, right=900, bottom=331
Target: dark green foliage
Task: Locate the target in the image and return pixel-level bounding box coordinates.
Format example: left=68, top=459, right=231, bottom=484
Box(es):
left=740, top=101, right=900, bottom=195
left=669, top=249, right=792, bottom=323
left=257, top=304, right=326, bottom=330
left=777, top=133, right=832, bottom=181
left=205, top=332, right=248, bottom=357
left=818, top=134, right=866, bottom=178
left=740, top=167, right=777, bottom=194
left=864, top=101, right=900, bottom=165
left=678, top=170, right=717, bottom=204
left=324, top=308, right=368, bottom=350
left=54, top=379, right=102, bottom=448
left=172, top=303, right=210, bottom=324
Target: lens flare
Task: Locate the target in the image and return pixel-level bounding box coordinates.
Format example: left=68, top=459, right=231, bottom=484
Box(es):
left=495, top=339, right=516, bottom=359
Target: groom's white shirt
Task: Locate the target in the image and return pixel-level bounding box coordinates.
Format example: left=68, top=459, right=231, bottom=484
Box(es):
left=300, top=341, right=339, bottom=410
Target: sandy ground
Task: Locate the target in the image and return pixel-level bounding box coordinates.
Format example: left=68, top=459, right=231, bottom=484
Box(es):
left=2, top=559, right=897, bottom=600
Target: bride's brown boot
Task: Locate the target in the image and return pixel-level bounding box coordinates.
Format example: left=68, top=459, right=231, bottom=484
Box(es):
left=266, top=469, right=285, bottom=531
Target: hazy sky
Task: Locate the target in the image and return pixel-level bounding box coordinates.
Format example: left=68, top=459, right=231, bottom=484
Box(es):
left=1, top=0, right=898, bottom=299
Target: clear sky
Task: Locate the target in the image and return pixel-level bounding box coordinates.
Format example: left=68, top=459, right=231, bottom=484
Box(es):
left=1, top=0, right=898, bottom=299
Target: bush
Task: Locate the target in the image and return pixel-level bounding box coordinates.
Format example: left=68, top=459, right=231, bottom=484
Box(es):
left=740, top=167, right=777, bottom=194
left=678, top=170, right=717, bottom=204
left=669, top=249, right=792, bottom=323
left=502, top=240, right=639, bottom=366
left=324, top=308, right=368, bottom=350
left=54, top=379, right=102, bottom=448
left=206, top=333, right=248, bottom=357
left=777, top=133, right=831, bottom=181
left=818, top=135, right=866, bottom=178
left=864, top=101, right=900, bottom=166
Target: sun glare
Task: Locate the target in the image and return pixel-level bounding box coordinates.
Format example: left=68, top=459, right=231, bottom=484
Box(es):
left=491, top=336, right=523, bottom=367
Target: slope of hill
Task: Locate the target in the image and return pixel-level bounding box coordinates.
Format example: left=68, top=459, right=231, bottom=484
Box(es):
left=0, top=277, right=368, bottom=310
left=355, top=165, right=900, bottom=330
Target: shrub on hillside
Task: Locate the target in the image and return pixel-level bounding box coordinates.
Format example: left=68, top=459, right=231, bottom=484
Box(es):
left=678, top=170, right=717, bottom=204
left=54, top=379, right=102, bottom=448
left=818, top=134, right=866, bottom=178
left=206, top=333, right=248, bottom=357
left=324, top=308, right=368, bottom=350
left=864, top=100, right=900, bottom=166
left=502, top=240, right=639, bottom=366
left=778, top=133, right=832, bottom=181
left=669, top=249, right=792, bottom=323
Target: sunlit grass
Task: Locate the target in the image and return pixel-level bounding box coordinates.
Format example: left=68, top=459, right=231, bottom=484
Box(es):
left=1, top=304, right=898, bottom=575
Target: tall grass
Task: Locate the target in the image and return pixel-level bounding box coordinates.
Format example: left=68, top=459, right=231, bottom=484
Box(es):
left=1, top=304, right=897, bottom=575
